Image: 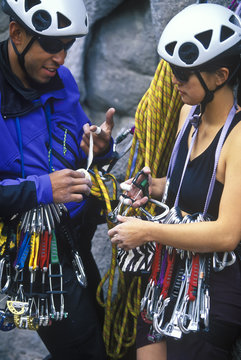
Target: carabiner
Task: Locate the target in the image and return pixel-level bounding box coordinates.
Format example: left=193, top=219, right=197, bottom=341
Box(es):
left=140, top=280, right=152, bottom=311
left=0, top=258, right=11, bottom=293
left=153, top=296, right=170, bottom=335
left=72, top=250, right=87, bottom=288
left=48, top=263, right=67, bottom=321
left=139, top=199, right=169, bottom=222
left=213, top=251, right=236, bottom=272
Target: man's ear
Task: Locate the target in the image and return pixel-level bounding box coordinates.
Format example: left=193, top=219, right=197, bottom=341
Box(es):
left=215, top=67, right=229, bottom=86
left=9, top=21, right=25, bottom=46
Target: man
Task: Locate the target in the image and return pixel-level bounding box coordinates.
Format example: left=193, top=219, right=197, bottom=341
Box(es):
left=0, top=0, right=114, bottom=359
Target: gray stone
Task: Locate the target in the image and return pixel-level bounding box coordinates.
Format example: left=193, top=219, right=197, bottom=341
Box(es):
left=85, top=0, right=158, bottom=117
left=0, top=326, right=48, bottom=360
left=0, top=11, right=9, bottom=41
left=85, top=0, right=125, bottom=25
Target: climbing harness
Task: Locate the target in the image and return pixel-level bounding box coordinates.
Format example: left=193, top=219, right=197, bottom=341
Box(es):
left=139, top=103, right=238, bottom=341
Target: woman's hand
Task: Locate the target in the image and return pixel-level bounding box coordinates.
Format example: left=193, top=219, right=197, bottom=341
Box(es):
left=108, top=215, right=148, bottom=250
left=120, top=166, right=152, bottom=208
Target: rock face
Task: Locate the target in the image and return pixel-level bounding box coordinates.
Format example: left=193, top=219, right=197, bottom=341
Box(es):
left=1, top=1, right=239, bottom=359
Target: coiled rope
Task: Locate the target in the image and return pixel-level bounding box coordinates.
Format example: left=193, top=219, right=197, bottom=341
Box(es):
left=92, top=59, right=183, bottom=359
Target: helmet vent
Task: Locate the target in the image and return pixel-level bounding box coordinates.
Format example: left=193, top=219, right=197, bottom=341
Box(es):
left=57, top=12, right=71, bottom=29
left=195, top=30, right=213, bottom=49
left=229, top=14, right=240, bottom=27
left=32, top=10, right=52, bottom=31
left=179, top=42, right=199, bottom=65
left=165, top=41, right=177, bottom=56
left=220, top=25, right=235, bottom=42
left=25, top=0, right=41, bottom=12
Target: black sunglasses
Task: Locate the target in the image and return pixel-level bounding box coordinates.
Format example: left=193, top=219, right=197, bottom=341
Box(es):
left=37, top=37, right=76, bottom=54
left=170, top=65, right=195, bottom=83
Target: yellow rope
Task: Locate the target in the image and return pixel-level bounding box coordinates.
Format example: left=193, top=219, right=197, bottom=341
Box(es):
left=117, top=59, right=183, bottom=354
left=127, top=59, right=183, bottom=179
left=90, top=166, right=140, bottom=359
left=91, top=59, right=183, bottom=359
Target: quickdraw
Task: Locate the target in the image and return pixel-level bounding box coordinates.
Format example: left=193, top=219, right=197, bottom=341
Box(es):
left=0, top=202, right=86, bottom=331
left=47, top=230, right=67, bottom=321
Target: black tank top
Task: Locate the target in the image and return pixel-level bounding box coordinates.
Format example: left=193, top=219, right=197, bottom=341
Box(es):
left=166, top=111, right=241, bottom=219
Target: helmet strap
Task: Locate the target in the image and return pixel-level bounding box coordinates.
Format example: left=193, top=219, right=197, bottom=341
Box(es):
left=10, top=36, right=36, bottom=71
left=195, top=71, right=214, bottom=115
left=195, top=63, right=240, bottom=115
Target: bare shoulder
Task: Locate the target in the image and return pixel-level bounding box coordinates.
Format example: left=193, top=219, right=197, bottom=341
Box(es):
left=177, top=104, right=192, bottom=133
left=224, top=112, right=241, bottom=154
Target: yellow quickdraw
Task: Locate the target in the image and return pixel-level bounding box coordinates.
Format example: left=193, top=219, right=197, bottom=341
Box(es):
left=28, top=232, right=40, bottom=271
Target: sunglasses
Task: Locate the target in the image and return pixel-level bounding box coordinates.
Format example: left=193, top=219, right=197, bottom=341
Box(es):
left=37, top=37, right=76, bottom=54
left=170, top=65, right=195, bottom=83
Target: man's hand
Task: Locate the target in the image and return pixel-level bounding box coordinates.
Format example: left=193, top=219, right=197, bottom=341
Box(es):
left=49, top=169, right=92, bottom=203
left=80, top=107, right=115, bottom=156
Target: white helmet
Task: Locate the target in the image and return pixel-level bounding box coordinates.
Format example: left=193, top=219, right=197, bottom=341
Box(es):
left=158, top=3, right=241, bottom=68
left=1, top=0, right=89, bottom=37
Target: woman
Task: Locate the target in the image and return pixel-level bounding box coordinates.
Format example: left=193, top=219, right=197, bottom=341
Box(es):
left=109, top=3, right=241, bottom=360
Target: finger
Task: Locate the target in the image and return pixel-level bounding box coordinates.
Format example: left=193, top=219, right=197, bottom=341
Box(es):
left=66, top=176, right=92, bottom=188
left=119, top=196, right=132, bottom=206
left=89, top=124, right=101, bottom=134
left=93, top=126, right=101, bottom=135
left=76, top=168, right=92, bottom=181
left=120, top=182, right=132, bottom=192
left=80, top=136, right=90, bottom=154
left=71, top=179, right=92, bottom=190
left=72, top=185, right=91, bottom=196
left=108, top=228, right=117, bottom=237
left=105, top=108, right=115, bottom=131
left=132, top=196, right=149, bottom=208
left=71, top=170, right=85, bottom=178
left=69, top=193, right=84, bottom=203
left=111, top=233, right=121, bottom=244
left=82, top=123, right=90, bottom=135
left=142, top=166, right=151, bottom=174
left=116, top=215, right=130, bottom=223
left=71, top=171, right=92, bottom=182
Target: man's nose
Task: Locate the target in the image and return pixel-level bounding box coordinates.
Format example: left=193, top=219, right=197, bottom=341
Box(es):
left=52, top=50, right=66, bottom=65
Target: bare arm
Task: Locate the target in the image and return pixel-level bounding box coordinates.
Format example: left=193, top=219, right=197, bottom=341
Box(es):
left=151, top=177, right=166, bottom=201
left=109, top=121, right=241, bottom=253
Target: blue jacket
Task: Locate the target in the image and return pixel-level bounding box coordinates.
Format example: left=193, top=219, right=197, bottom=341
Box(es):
left=0, top=63, right=113, bottom=218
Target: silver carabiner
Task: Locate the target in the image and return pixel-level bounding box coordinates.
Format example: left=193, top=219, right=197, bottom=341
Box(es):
left=153, top=296, right=170, bottom=335
left=140, top=280, right=152, bottom=311
left=0, top=258, right=11, bottom=293
left=72, top=251, right=87, bottom=288
left=139, top=199, right=169, bottom=223
left=48, top=263, right=64, bottom=321
left=213, top=251, right=236, bottom=272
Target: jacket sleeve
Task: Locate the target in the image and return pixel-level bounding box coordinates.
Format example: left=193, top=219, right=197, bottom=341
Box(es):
left=0, top=181, right=37, bottom=217
left=0, top=174, right=53, bottom=217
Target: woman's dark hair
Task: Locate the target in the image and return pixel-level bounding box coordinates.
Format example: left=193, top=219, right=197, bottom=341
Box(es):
left=199, top=55, right=240, bottom=84
left=198, top=55, right=241, bottom=104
